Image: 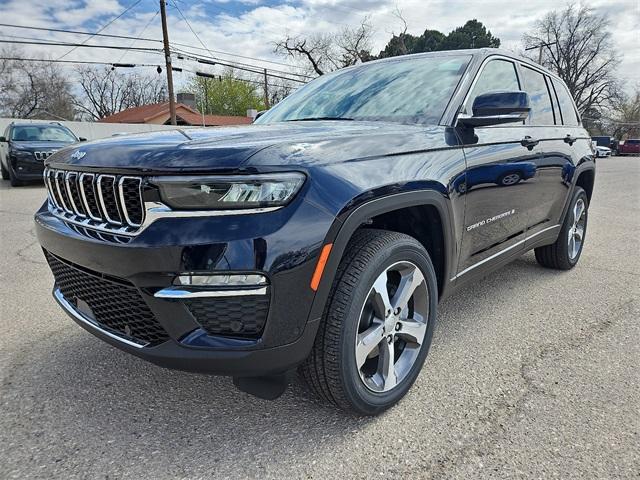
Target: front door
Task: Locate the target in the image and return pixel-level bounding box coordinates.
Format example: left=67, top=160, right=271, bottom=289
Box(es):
left=455, top=58, right=542, bottom=277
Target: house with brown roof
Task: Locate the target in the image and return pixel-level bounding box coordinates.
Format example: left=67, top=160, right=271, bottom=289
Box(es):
left=99, top=101, right=253, bottom=127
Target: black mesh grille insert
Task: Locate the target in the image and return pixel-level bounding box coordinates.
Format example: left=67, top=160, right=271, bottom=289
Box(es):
left=120, top=178, right=144, bottom=225
left=45, top=251, right=169, bottom=346
left=185, top=294, right=270, bottom=338
left=98, top=176, right=122, bottom=223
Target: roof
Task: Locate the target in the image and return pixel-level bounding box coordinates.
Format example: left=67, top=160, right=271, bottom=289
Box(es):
left=99, top=102, right=252, bottom=126
left=347, top=48, right=560, bottom=81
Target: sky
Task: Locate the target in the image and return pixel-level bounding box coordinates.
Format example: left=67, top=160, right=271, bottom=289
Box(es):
left=0, top=0, right=638, bottom=94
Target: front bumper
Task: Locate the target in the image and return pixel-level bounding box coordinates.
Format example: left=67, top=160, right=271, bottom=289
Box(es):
left=35, top=195, right=335, bottom=376
left=11, top=155, right=46, bottom=180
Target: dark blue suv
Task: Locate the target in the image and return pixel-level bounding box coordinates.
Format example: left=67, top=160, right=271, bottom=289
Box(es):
left=1, top=122, right=83, bottom=186
left=35, top=49, right=595, bottom=414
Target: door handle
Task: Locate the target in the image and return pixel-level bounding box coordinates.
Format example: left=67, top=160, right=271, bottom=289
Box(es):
left=564, top=134, right=577, bottom=146
left=520, top=136, right=539, bottom=150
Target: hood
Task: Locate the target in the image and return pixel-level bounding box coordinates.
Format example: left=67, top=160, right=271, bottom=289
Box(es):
left=11, top=140, right=73, bottom=151
left=47, top=121, right=452, bottom=173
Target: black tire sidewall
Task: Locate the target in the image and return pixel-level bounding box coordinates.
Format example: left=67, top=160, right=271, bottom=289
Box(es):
left=337, top=238, right=438, bottom=414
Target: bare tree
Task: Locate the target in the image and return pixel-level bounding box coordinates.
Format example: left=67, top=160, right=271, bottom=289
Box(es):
left=275, top=19, right=373, bottom=75
left=523, top=4, right=620, bottom=114
left=74, top=66, right=168, bottom=120
left=0, top=47, right=76, bottom=120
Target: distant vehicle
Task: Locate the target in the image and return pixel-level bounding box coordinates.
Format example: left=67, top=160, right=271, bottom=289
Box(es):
left=618, top=139, right=640, bottom=155
left=591, top=136, right=612, bottom=148
left=594, top=145, right=612, bottom=158
left=0, top=122, right=86, bottom=187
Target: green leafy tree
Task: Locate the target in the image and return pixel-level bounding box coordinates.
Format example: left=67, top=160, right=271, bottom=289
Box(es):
left=378, top=20, right=499, bottom=59
left=188, top=71, right=265, bottom=116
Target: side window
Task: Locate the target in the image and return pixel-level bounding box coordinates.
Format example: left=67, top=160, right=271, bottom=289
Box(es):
left=552, top=79, right=580, bottom=126
left=467, top=59, right=520, bottom=112
left=521, top=66, right=555, bottom=125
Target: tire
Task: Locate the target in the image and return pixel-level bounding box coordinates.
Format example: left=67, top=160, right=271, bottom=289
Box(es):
left=535, top=187, right=588, bottom=270
left=300, top=229, right=438, bottom=415
left=7, top=162, right=23, bottom=187
left=1, top=160, right=8, bottom=180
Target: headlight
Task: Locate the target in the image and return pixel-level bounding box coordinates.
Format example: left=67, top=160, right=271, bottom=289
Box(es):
left=153, top=172, right=305, bottom=210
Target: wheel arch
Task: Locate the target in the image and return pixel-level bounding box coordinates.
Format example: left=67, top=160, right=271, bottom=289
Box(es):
left=575, top=167, right=595, bottom=203
left=307, top=190, right=455, bottom=322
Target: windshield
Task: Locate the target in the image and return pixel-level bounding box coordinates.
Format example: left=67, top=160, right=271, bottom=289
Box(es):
left=11, top=125, right=77, bottom=142
left=256, top=54, right=470, bottom=125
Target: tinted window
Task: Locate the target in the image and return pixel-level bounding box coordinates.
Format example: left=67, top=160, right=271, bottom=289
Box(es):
left=627, top=139, right=640, bottom=144
left=467, top=59, right=520, bottom=111
left=521, top=66, right=555, bottom=125
left=256, top=55, right=471, bottom=125
left=10, top=125, right=76, bottom=142
left=552, top=79, right=579, bottom=126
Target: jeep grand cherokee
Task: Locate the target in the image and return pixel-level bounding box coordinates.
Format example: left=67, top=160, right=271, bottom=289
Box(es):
left=35, top=49, right=595, bottom=415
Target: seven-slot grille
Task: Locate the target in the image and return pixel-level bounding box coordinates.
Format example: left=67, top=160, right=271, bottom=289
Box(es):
left=44, top=167, right=145, bottom=234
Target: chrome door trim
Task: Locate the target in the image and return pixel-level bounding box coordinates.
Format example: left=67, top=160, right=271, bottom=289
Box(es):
left=452, top=224, right=560, bottom=280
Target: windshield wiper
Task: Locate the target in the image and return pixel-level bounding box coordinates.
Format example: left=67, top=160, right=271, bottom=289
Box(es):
left=286, top=116, right=354, bottom=122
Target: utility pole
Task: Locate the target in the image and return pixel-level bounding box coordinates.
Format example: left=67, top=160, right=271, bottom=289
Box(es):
left=263, top=68, right=270, bottom=109
left=525, top=41, right=557, bottom=66
left=159, top=0, right=176, bottom=125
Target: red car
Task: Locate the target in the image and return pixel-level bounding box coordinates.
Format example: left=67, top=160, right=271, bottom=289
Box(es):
left=618, top=139, right=640, bottom=155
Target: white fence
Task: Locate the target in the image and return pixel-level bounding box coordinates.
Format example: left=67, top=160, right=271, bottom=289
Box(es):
left=0, top=118, right=193, bottom=141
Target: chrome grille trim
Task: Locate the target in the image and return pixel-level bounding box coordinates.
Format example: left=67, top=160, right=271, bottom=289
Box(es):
left=54, top=170, right=73, bottom=213
left=64, top=172, right=85, bottom=218
left=96, top=174, right=123, bottom=226
left=45, top=167, right=144, bottom=236
left=118, top=176, right=144, bottom=227
left=79, top=173, right=101, bottom=221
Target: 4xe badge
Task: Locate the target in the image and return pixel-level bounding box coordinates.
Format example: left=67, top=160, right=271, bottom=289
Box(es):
left=71, top=150, right=86, bottom=160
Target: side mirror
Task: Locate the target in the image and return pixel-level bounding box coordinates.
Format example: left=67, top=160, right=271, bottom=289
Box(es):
left=254, top=110, right=267, bottom=121
left=78, top=137, right=87, bottom=142
left=458, top=91, right=530, bottom=127
left=0, top=136, right=6, bottom=143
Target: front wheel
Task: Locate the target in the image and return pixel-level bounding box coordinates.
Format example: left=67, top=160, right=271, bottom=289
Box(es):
left=535, top=187, right=588, bottom=270
left=300, top=229, right=438, bottom=415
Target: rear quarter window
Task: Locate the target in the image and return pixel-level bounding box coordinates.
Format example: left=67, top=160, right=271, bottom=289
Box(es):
left=552, top=79, right=580, bottom=126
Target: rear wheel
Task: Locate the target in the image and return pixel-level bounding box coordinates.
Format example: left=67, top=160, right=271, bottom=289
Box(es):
left=300, top=229, right=438, bottom=415
left=535, top=187, right=588, bottom=270
left=498, top=171, right=522, bottom=186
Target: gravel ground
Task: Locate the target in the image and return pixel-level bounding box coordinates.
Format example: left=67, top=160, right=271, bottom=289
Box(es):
left=1, top=156, right=638, bottom=479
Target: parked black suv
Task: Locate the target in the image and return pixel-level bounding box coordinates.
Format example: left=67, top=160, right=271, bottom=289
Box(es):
left=1, top=122, right=84, bottom=186
left=35, top=49, right=595, bottom=415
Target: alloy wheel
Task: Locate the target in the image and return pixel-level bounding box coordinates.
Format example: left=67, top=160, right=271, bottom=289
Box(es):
left=354, top=261, right=429, bottom=393
left=568, top=198, right=586, bottom=260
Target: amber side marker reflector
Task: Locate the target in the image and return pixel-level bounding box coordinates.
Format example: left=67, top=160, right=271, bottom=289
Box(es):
left=310, top=243, right=333, bottom=291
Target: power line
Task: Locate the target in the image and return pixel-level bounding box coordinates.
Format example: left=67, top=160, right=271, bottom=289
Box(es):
left=177, top=52, right=307, bottom=84
left=0, top=22, right=312, bottom=72
left=116, top=10, right=160, bottom=64
left=0, top=39, right=162, bottom=53
left=0, top=56, right=161, bottom=67
left=170, top=45, right=313, bottom=80
left=57, top=0, right=144, bottom=60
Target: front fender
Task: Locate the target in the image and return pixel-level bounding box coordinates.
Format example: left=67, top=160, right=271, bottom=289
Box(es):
left=306, top=188, right=456, bottom=323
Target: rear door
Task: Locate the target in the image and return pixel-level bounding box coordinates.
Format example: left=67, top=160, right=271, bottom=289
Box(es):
left=456, top=57, right=543, bottom=277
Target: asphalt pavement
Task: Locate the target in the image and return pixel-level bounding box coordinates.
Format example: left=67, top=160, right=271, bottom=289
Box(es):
left=0, top=156, right=638, bottom=479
